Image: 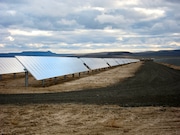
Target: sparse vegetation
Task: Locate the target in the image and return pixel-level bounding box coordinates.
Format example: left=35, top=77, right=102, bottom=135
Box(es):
left=0, top=61, right=180, bottom=134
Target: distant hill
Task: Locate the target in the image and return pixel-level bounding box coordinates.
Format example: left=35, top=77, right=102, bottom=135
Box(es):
left=0, top=51, right=73, bottom=57
left=0, top=50, right=179, bottom=58
left=74, top=50, right=180, bottom=58
left=74, top=51, right=133, bottom=58
left=133, top=50, right=180, bottom=58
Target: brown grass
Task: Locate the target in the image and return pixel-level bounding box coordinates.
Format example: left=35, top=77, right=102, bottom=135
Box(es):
left=0, top=62, right=180, bottom=135
left=0, top=62, right=142, bottom=94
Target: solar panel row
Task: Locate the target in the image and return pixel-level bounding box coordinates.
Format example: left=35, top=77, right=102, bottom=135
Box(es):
left=80, top=58, right=109, bottom=70
left=104, top=58, right=119, bottom=67
left=0, top=58, right=25, bottom=75
left=16, top=56, right=89, bottom=80
left=1, top=56, right=139, bottom=83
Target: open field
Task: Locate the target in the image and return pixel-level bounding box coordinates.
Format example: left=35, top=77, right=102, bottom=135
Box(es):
left=154, top=57, right=180, bottom=66
left=0, top=61, right=180, bottom=134
left=0, top=61, right=141, bottom=94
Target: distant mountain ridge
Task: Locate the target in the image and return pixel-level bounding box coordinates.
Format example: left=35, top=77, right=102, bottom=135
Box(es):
left=0, top=51, right=73, bottom=57
left=0, top=50, right=179, bottom=58
left=133, top=50, right=180, bottom=57
left=75, top=50, right=180, bottom=58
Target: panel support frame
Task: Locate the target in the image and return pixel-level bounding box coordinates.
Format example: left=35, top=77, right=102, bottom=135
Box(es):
left=42, top=80, right=45, bottom=87
left=25, top=69, right=28, bottom=87
left=13, top=73, right=16, bottom=79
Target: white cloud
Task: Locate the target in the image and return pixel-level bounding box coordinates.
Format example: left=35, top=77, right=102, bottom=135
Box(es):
left=57, top=19, right=77, bottom=26
left=95, top=14, right=126, bottom=24
left=134, top=8, right=165, bottom=20
left=117, top=37, right=123, bottom=41
left=6, top=10, right=16, bottom=16
left=6, top=36, right=14, bottom=41
left=115, top=0, right=139, bottom=7
left=9, top=29, right=52, bottom=36
left=28, top=43, right=45, bottom=48
left=169, top=42, right=180, bottom=46
left=0, top=0, right=179, bottom=53
left=0, top=44, right=5, bottom=47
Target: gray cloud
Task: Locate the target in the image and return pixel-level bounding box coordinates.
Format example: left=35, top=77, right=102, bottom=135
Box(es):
left=0, top=0, right=179, bottom=53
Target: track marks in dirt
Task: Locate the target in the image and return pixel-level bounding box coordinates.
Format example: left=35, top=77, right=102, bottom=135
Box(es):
left=0, top=62, right=142, bottom=94
left=1, top=104, right=180, bottom=135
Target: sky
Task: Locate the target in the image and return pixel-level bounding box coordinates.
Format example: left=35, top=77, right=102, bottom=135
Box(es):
left=0, top=0, right=180, bottom=54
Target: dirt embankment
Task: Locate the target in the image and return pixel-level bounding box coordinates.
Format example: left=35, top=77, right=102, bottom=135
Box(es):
left=0, top=61, right=180, bottom=107
left=0, top=61, right=180, bottom=135
left=0, top=61, right=142, bottom=94
left=0, top=104, right=179, bottom=135
left=159, top=62, right=180, bottom=70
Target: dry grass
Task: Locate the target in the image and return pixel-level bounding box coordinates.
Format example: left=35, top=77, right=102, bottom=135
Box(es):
left=159, top=62, right=180, bottom=70
left=0, top=62, right=180, bottom=134
left=0, top=62, right=142, bottom=94
left=0, top=104, right=179, bottom=135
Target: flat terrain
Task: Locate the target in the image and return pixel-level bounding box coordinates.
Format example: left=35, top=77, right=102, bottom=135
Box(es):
left=0, top=61, right=180, bottom=134
left=0, top=61, right=141, bottom=94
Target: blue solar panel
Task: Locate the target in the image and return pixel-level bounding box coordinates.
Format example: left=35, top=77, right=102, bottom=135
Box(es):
left=80, top=58, right=109, bottom=70
left=104, top=58, right=119, bottom=66
left=0, top=58, right=25, bottom=75
left=16, top=56, right=89, bottom=80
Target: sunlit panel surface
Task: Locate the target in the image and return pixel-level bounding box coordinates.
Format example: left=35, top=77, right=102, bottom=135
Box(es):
left=103, top=58, right=119, bottom=66
left=124, top=59, right=130, bottom=64
left=80, top=58, right=109, bottom=70
left=16, top=56, right=89, bottom=80
left=0, top=57, right=25, bottom=75
left=114, top=59, right=124, bottom=65
left=115, top=58, right=139, bottom=65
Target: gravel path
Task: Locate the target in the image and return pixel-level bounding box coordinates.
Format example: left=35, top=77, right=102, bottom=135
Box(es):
left=0, top=61, right=180, bottom=106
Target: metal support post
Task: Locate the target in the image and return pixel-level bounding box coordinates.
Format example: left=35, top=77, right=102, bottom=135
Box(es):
left=42, top=80, right=45, bottom=87
left=13, top=73, right=16, bottom=79
left=25, top=70, right=28, bottom=87
left=54, top=77, right=57, bottom=84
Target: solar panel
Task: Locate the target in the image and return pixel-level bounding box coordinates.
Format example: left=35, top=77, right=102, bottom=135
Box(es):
left=103, top=58, right=119, bottom=67
left=16, top=56, right=89, bottom=80
left=125, top=59, right=139, bottom=63
left=80, top=58, right=109, bottom=70
left=114, top=58, right=140, bottom=65
left=124, top=59, right=130, bottom=64
left=133, top=59, right=140, bottom=63
left=0, top=57, right=25, bottom=75
left=114, top=59, right=124, bottom=65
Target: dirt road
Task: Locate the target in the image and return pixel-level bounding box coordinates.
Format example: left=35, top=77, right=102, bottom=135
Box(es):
left=0, top=61, right=180, bottom=135
left=0, top=61, right=180, bottom=106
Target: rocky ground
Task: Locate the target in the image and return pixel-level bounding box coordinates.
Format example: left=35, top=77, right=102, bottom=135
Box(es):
left=0, top=61, right=180, bottom=135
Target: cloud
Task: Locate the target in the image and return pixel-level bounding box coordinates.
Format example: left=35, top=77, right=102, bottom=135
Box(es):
left=0, top=44, right=5, bottom=47
left=133, top=8, right=165, bottom=20
left=9, top=29, right=52, bottom=36
left=6, top=36, right=15, bottom=41
left=0, top=0, right=179, bottom=53
left=95, top=14, right=126, bottom=25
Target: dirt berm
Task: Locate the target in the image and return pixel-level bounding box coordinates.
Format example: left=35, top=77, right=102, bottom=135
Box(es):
left=0, top=61, right=180, bottom=106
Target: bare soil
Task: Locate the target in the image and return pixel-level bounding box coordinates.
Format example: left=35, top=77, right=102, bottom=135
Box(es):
left=0, top=62, right=141, bottom=94
left=0, top=61, right=180, bottom=135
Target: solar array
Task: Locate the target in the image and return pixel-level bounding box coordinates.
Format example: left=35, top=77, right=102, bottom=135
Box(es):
left=0, top=57, right=25, bottom=75
left=104, top=58, right=119, bottom=67
left=16, top=56, right=89, bottom=80
left=1, top=56, right=139, bottom=86
left=80, top=58, right=109, bottom=70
